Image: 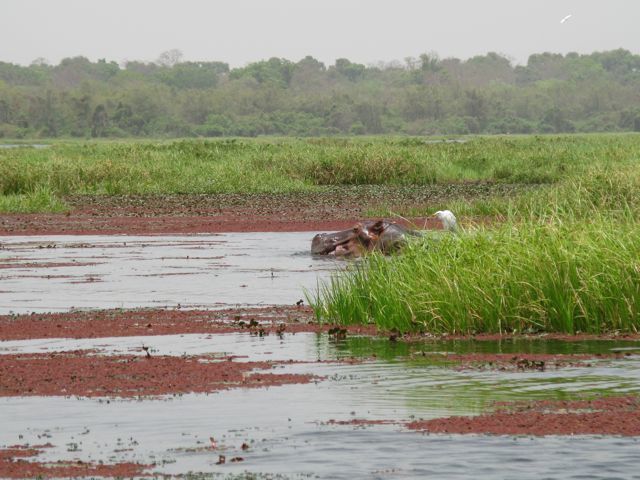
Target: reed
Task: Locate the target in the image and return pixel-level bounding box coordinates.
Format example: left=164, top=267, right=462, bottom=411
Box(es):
left=310, top=218, right=640, bottom=334
left=378, top=163, right=640, bottom=223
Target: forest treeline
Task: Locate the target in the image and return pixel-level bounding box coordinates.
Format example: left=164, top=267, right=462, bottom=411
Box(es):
left=1, top=49, right=639, bottom=138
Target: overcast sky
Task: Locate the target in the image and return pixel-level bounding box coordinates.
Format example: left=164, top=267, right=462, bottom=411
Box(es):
left=2, top=0, right=638, bottom=68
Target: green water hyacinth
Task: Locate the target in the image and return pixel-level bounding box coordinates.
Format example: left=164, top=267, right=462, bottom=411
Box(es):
left=311, top=220, right=640, bottom=334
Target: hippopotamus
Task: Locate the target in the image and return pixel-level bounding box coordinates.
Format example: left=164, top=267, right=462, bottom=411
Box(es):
left=311, top=220, right=420, bottom=257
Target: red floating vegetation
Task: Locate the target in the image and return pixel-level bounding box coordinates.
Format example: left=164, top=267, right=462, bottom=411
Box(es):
left=407, top=396, right=640, bottom=436
left=0, top=192, right=434, bottom=236
left=0, top=444, right=151, bottom=479
left=0, top=351, right=317, bottom=398
left=0, top=306, right=378, bottom=341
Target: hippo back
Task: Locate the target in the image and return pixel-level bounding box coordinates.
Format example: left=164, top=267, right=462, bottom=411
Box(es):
left=376, top=222, right=420, bottom=253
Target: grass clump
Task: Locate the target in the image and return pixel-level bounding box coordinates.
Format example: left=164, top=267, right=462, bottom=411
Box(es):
left=314, top=149, right=640, bottom=335
left=314, top=163, right=640, bottom=334
left=0, top=186, right=68, bottom=213
left=310, top=219, right=640, bottom=334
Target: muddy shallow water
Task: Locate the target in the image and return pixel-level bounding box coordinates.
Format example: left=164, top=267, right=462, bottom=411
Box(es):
left=3, top=393, right=640, bottom=479
left=0, top=233, right=338, bottom=314
left=2, top=233, right=640, bottom=478
left=2, top=332, right=640, bottom=478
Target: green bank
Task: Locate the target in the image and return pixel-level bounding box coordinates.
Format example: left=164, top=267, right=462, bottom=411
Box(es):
left=1, top=134, right=639, bottom=213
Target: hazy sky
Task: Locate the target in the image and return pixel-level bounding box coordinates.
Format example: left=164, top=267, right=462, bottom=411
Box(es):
left=2, top=0, right=638, bottom=67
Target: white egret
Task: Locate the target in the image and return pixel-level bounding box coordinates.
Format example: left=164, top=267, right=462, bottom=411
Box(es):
left=560, top=14, right=572, bottom=24
left=433, top=210, right=458, bottom=233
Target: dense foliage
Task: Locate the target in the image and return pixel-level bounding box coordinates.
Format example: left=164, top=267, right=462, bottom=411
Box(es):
left=1, top=49, right=640, bottom=138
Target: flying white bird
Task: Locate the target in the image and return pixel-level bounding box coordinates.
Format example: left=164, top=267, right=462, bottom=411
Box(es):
left=560, top=14, right=572, bottom=24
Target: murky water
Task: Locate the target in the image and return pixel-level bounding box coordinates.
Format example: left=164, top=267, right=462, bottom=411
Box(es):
left=0, top=233, right=340, bottom=314
left=2, top=234, right=640, bottom=478
left=0, top=143, right=50, bottom=149
left=3, top=392, right=640, bottom=479
left=2, top=332, right=640, bottom=478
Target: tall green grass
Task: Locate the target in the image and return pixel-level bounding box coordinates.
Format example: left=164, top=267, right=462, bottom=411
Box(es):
left=310, top=219, right=640, bottom=334
left=0, top=186, right=68, bottom=213
left=380, top=164, right=640, bottom=223
left=311, top=164, right=640, bottom=334
left=1, top=135, right=639, bottom=213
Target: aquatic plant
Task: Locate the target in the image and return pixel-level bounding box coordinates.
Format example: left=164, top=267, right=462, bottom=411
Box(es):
left=374, top=161, right=640, bottom=224
left=310, top=219, right=640, bottom=334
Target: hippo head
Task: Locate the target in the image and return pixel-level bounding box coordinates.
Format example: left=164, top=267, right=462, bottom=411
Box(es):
left=312, top=220, right=418, bottom=256
left=311, top=223, right=377, bottom=257
left=311, top=230, right=351, bottom=255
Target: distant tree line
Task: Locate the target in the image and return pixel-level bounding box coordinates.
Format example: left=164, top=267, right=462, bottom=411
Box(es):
left=1, top=49, right=639, bottom=138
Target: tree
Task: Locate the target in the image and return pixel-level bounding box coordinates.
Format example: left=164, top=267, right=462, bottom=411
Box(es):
left=465, top=89, right=487, bottom=126
left=230, top=58, right=295, bottom=87
left=420, top=53, right=441, bottom=73
left=30, top=57, right=49, bottom=67
left=0, top=50, right=636, bottom=137
left=91, top=104, right=108, bottom=137
left=156, top=49, right=184, bottom=67
left=157, top=62, right=227, bottom=89
left=332, top=59, right=365, bottom=81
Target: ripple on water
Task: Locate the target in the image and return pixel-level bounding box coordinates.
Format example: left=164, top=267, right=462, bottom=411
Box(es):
left=2, top=391, right=639, bottom=479
left=2, top=234, right=640, bottom=477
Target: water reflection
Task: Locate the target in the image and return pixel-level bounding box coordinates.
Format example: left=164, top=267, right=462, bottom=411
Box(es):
left=335, top=335, right=640, bottom=358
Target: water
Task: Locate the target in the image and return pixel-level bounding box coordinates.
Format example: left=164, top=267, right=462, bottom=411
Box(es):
left=2, top=394, right=639, bottom=479
left=2, top=233, right=640, bottom=478
left=0, top=233, right=340, bottom=314
left=0, top=143, right=50, bottom=149
left=2, top=332, right=640, bottom=478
